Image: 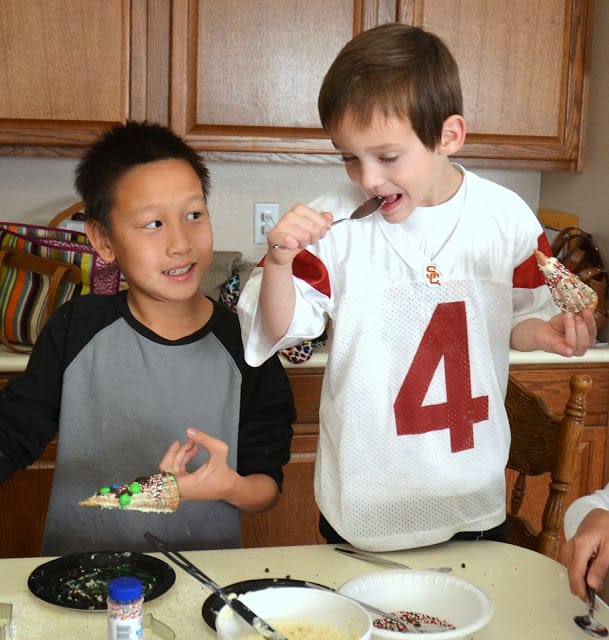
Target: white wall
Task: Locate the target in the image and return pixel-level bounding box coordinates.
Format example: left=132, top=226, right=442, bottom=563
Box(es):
left=0, top=154, right=540, bottom=264
left=539, top=1, right=608, bottom=340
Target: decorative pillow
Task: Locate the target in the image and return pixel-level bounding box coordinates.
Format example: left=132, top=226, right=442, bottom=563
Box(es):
left=278, top=332, right=328, bottom=364
left=218, top=273, right=240, bottom=312
left=216, top=266, right=327, bottom=364
left=199, top=251, right=244, bottom=300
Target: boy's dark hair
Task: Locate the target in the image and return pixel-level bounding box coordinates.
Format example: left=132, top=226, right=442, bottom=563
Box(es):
left=75, top=121, right=211, bottom=229
left=318, top=23, right=463, bottom=150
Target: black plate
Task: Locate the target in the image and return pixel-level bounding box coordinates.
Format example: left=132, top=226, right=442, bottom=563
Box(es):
left=201, top=578, right=328, bottom=630
left=28, top=551, right=176, bottom=611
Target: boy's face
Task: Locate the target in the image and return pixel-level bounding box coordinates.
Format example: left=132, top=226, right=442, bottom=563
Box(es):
left=330, top=109, right=464, bottom=224
left=91, top=158, right=212, bottom=307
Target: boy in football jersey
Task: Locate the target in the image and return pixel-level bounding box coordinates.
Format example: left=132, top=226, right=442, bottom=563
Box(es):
left=0, top=121, right=295, bottom=555
left=237, top=23, right=596, bottom=551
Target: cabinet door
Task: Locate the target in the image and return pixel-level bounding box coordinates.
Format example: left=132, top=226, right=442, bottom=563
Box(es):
left=241, top=368, right=325, bottom=547
left=399, top=0, right=593, bottom=170
left=0, top=373, right=55, bottom=557
left=169, top=0, right=393, bottom=153
left=0, top=441, right=55, bottom=558
left=0, top=0, right=151, bottom=154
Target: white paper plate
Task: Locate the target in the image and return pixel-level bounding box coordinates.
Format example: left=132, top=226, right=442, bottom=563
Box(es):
left=339, top=569, right=493, bottom=639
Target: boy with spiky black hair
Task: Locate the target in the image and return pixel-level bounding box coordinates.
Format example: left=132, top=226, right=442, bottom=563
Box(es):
left=0, top=121, right=294, bottom=555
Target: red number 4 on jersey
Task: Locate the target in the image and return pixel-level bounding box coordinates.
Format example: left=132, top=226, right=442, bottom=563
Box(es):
left=393, top=301, right=489, bottom=452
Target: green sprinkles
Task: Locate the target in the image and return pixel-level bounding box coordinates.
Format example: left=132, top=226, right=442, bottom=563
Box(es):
left=119, top=493, right=132, bottom=507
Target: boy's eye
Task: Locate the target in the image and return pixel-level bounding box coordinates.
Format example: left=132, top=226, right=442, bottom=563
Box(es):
left=186, top=211, right=204, bottom=221
left=340, top=155, right=356, bottom=163
left=380, top=156, right=398, bottom=163
left=144, top=220, right=162, bottom=229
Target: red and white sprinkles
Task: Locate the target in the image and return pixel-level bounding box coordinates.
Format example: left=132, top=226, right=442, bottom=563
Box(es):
left=108, top=598, right=141, bottom=621
left=141, top=473, right=167, bottom=500
left=534, top=249, right=597, bottom=313
left=374, top=610, right=456, bottom=632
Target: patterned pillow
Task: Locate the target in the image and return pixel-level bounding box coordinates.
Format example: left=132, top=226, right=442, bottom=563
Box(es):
left=217, top=272, right=327, bottom=364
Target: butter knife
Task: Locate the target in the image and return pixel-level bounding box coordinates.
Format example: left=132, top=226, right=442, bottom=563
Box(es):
left=335, top=547, right=452, bottom=573
left=145, top=532, right=287, bottom=640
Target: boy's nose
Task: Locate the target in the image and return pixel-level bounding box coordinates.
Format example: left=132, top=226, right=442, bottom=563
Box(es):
left=358, top=163, right=384, bottom=192
left=166, top=225, right=191, bottom=254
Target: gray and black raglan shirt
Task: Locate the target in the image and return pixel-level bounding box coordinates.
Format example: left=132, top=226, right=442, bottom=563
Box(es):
left=0, top=291, right=295, bottom=555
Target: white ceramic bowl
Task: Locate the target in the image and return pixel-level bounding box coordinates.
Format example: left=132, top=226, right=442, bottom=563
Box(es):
left=215, top=585, right=372, bottom=640
left=339, top=569, right=493, bottom=640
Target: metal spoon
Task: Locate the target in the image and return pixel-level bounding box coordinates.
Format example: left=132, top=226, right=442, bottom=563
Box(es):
left=271, top=195, right=385, bottom=249
left=330, top=195, right=385, bottom=225
left=334, top=547, right=452, bottom=573
left=302, top=582, right=421, bottom=634
left=574, top=562, right=608, bottom=638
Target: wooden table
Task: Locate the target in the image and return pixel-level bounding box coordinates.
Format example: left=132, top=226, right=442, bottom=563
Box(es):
left=0, top=540, right=605, bottom=639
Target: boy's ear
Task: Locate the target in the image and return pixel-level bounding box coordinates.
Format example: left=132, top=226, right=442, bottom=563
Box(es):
left=439, top=114, right=466, bottom=155
left=85, top=220, right=116, bottom=263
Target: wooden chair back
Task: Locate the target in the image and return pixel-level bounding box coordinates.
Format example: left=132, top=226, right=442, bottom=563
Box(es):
left=505, top=373, right=591, bottom=560
left=48, top=201, right=85, bottom=227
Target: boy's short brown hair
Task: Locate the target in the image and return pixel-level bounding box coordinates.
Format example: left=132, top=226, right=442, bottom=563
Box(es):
left=318, top=23, right=463, bottom=150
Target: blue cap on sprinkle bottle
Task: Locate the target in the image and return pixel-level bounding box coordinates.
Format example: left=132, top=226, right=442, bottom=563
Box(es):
left=108, top=576, right=143, bottom=602
left=108, top=577, right=143, bottom=640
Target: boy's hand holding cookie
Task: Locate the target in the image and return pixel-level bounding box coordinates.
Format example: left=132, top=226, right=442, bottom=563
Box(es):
left=159, top=428, right=240, bottom=503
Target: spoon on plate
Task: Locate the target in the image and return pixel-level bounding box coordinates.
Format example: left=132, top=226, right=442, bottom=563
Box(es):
left=303, top=582, right=422, bottom=634
left=335, top=547, right=452, bottom=573
left=574, top=561, right=608, bottom=638
left=271, top=195, right=385, bottom=249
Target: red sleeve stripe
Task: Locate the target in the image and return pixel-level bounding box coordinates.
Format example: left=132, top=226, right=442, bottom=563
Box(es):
left=259, top=250, right=331, bottom=298
left=513, top=232, right=552, bottom=289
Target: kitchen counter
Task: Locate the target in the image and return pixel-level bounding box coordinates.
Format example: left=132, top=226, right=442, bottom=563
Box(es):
left=0, top=541, right=605, bottom=639
left=2, top=343, right=609, bottom=373
left=279, top=342, right=609, bottom=369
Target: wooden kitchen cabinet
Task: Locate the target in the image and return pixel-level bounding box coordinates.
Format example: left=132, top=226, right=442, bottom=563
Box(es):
left=0, top=0, right=168, bottom=154
left=0, top=0, right=594, bottom=171
left=240, top=367, right=327, bottom=547
left=169, top=0, right=593, bottom=169
left=168, top=0, right=394, bottom=154
left=400, top=0, right=594, bottom=171
left=0, top=361, right=607, bottom=556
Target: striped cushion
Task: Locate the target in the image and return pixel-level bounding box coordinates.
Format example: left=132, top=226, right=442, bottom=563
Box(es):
left=0, top=222, right=121, bottom=346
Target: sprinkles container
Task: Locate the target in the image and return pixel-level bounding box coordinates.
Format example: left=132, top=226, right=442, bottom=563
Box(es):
left=107, top=576, right=144, bottom=640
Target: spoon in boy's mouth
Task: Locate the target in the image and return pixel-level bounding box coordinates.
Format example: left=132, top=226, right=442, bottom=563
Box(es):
left=271, top=195, right=385, bottom=250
